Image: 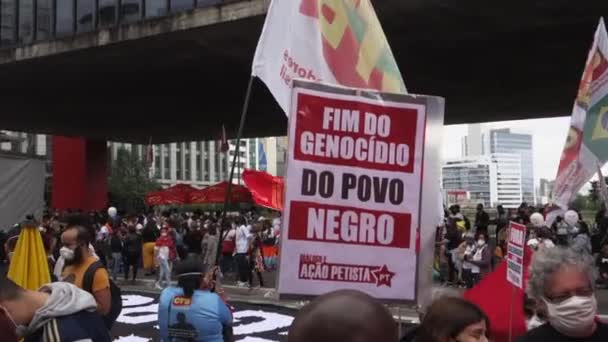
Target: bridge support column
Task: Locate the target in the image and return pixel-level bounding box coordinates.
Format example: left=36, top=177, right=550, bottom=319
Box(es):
left=51, top=137, right=108, bottom=210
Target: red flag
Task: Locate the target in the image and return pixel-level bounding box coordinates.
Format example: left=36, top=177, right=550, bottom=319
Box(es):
left=464, top=247, right=534, bottom=342
left=242, top=169, right=285, bottom=211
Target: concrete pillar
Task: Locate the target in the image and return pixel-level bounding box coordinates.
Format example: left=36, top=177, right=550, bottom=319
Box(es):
left=51, top=136, right=107, bottom=210
left=170, top=143, right=177, bottom=181
left=190, top=141, right=197, bottom=183
left=209, top=141, right=216, bottom=184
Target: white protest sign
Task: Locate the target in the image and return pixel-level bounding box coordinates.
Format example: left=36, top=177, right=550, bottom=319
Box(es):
left=507, top=221, right=526, bottom=289
left=277, top=81, right=443, bottom=302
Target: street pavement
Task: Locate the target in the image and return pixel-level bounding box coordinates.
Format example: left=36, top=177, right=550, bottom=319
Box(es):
left=114, top=290, right=296, bottom=342
left=122, top=269, right=608, bottom=317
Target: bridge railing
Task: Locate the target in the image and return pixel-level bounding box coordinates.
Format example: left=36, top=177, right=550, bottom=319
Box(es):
left=0, top=0, right=224, bottom=48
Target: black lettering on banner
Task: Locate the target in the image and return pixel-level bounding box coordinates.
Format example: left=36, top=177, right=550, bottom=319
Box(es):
left=388, top=179, right=404, bottom=205
left=357, top=175, right=372, bottom=202
left=302, top=169, right=317, bottom=196
left=318, top=171, right=334, bottom=198
left=372, top=177, right=388, bottom=203
left=341, top=173, right=356, bottom=199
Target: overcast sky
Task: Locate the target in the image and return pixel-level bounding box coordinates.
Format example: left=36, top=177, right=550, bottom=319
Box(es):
left=441, top=117, right=572, bottom=186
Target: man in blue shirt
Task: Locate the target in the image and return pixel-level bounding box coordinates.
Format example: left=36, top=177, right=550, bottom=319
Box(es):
left=159, top=260, right=232, bottom=342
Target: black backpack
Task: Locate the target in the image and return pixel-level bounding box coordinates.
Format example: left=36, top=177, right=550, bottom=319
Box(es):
left=83, top=261, right=123, bottom=329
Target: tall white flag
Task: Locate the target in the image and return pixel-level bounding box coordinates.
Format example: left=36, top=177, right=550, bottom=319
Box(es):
left=252, top=0, right=407, bottom=114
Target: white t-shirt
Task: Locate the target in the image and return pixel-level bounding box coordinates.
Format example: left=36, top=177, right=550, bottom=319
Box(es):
left=235, top=225, right=252, bottom=254
left=156, top=246, right=170, bottom=261
left=471, top=245, right=486, bottom=274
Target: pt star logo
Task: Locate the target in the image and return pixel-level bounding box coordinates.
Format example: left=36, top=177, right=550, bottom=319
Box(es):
left=371, top=265, right=395, bottom=287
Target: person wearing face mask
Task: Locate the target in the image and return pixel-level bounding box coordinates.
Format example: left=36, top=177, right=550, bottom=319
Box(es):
left=0, top=274, right=111, bottom=342
left=60, top=222, right=112, bottom=317
left=523, top=295, right=547, bottom=332
left=415, top=296, right=490, bottom=342
left=468, top=234, right=491, bottom=286
left=571, top=220, right=592, bottom=255
left=459, top=232, right=476, bottom=289
left=517, top=247, right=608, bottom=341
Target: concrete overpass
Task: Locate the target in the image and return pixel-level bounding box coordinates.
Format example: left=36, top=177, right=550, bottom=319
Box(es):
left=0, top=0, right=607, bottom=144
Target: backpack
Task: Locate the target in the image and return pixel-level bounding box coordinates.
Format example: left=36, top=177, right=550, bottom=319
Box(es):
left=83, top=261, right=123, bottom=329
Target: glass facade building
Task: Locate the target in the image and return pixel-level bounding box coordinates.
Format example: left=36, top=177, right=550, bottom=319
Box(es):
left=0, top=0, right=222, bottom=47
left=484, top=129, right=534, bottom=205
left=442, top=156, right=498, bottom=208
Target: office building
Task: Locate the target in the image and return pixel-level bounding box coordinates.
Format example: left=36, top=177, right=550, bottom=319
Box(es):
left=111, top=137, right=284, bottom=188
left=442, top=156, right=498, bottom=207
left=483, top=128, right=534, bottom=204
left=462, top=125, right=535, bottom=205
left=1, top=130, right=285, bottom=190
left=490, top=152, right=524, bottom=208
left=537, top=178, right=554, bottom=204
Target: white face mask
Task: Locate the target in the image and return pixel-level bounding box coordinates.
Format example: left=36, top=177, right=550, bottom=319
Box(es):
left=543, top=295, right=597, bottom=337
left=477, top=239, right=485, bottom=246
left=59, top=246, right=75, bottom=261
left=525, top=314, right=545, bottom=331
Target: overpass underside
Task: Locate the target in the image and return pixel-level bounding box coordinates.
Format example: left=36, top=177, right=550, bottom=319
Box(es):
left=0, top=0, right=607, bottom=143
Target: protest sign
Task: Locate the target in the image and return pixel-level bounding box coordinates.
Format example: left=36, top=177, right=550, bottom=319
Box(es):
left=506, top=222, right=526, bottom=289
left=277, top=81, right=443, bottom=302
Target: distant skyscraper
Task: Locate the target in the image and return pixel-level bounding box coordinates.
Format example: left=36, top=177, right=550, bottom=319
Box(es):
left=484, top=128, right=535, bottom=204
left=442, top=156, right=498, bottom=207
left=461, top=123, right=482, bottom=157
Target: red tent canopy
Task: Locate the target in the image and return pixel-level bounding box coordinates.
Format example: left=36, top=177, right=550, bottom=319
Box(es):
left=190, top=181, right=252, bottom=204
left=145, top=183, right=198, bottom=206
left=242, top=169, right=284, bottom=211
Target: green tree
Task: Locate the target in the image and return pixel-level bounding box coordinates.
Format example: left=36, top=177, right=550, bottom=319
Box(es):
left=589, top=180, right=600, bottom=204
left=108, top=147, right=160, bottom=213
left=571, top=194, right=589, bottom=211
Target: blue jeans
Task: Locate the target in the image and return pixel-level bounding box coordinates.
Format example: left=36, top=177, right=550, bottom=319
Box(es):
left=111, top=252, right=122, bottom=280
left=158, top=258, right=171, bottom=286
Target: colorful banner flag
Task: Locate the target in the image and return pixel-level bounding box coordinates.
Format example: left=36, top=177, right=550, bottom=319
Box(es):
left=252, top=0, right=406, bottom=114
left=552, top=18, right=608, bottom=212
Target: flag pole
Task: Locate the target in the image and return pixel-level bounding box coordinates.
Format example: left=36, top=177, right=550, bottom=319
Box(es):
left=215, top=76, right=255, bottom=267
left=597, top=163, right=608, bottom=209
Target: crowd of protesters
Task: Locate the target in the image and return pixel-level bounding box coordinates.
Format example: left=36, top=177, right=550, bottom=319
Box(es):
left=435, top=201, right=608, bottom=290
left=3, top=201, right=608, bottom=341
left=1, top=207, right=282, bottom=290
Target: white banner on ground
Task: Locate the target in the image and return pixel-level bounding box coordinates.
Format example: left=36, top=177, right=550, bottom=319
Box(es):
left=277, top=81, right=443, bottom=302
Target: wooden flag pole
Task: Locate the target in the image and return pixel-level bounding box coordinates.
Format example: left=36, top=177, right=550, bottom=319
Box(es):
left=215, top=76, right=255, bottom=267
